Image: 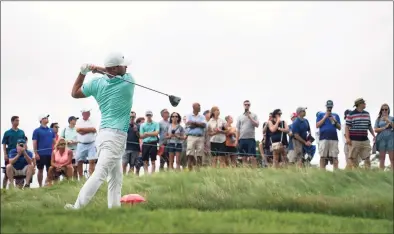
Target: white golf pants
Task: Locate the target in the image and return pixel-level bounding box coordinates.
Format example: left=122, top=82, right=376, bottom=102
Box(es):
left=73, top=128, right=127, bottom=209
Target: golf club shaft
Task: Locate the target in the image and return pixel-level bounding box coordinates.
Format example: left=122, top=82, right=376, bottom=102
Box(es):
left=93, top=70, right=169, bottom=97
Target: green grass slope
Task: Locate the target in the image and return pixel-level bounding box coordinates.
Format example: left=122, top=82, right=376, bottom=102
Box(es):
left=1, top=168, right=393, bottom=233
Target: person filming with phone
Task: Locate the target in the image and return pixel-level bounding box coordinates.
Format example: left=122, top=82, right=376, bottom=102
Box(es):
left=316, top=100, right=341, bottom=170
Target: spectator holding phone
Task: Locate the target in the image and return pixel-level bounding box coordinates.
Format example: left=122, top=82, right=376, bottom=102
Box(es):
left=374, top=103, right=394, bottom=170
left=316, top=100, right=341, bottom=170
left=267, top=109, right=289, bottom=168
left=6, top=138, right=34, bottom=189
left=166, top=112, right=185, bottom=170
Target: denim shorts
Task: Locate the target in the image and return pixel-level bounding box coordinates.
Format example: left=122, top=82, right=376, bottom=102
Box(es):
left=167, top=143, right=183, bottom=153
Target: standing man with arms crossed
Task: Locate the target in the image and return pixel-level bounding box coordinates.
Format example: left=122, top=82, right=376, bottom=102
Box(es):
left=66, top=52, right=135, bottom=209
left=186, top=103, right=207, bottom=171
left=316, top=100, right=341, bottom=170
left=2, top=116, right=26, bottom=189
left=236, top=100, right=259, bottom=167
left=75, top=109, right=98, bottom=178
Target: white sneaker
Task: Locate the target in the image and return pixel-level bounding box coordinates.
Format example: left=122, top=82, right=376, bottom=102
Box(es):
left=64, top=204, right=77, bottom=210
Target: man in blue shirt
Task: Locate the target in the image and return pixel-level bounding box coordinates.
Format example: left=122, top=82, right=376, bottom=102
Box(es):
left=140, top=110, right=160, bottom=174
left=186, top=103, right=207, bottom=171
left=316, top=100, right=341, bottom=170
left=6, top=138, right=34, bottom=188
left=32, top=114, right=56, bottom=187
left=289, top=107, right=313, bottom=168
left=67, top=52, right=135, bottom=209
left=2, top=116, right=26, bottom=189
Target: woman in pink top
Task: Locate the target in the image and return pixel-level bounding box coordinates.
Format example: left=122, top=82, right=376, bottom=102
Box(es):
left=47, top=138, right=73, bottom=185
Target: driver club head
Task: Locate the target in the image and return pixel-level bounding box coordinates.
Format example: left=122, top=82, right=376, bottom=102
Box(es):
left=169, top=95, right=181, bottom=107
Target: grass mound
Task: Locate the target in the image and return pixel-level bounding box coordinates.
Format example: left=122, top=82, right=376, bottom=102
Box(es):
left=1, top=168, right=393, bottom=233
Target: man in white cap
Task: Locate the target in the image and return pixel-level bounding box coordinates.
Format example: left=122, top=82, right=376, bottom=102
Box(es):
left=32, top=114, right=56, bottom=187
left=66, top=52, right=135, bottom=209
left=75, top=109, right=97, bottom=179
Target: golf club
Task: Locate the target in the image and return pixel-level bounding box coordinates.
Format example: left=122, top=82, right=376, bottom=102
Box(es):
left=92, top=70, right=181, bottom=107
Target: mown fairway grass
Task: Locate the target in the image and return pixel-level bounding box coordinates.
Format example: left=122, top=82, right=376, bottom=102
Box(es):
left=1, top=168, right=393, bottom=233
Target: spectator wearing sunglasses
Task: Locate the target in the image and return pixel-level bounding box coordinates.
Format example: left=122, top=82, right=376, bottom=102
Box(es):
left=236, top=100, right=259, bottom=167
left=123, top=111, right=141, bottom=175
left=374, top=103, right=394, bottom=170
left=46, top=138, right=73, bottom=186
left=267, top=109, right=289, bottom=168
left=345, top=98, right=375, bottom=169
left=166, top=112, right=185, bottom=170
left=316, top=100, right=341, bottom=170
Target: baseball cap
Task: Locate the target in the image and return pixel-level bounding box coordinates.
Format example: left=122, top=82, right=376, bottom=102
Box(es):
left=17, top=138, right=26, bottom=144
left=203, top=110, right=210, bottom=115
left=354, top=98, right=366, bottom=107
left=68, top=116, right=79, bottom=123
left=326, top=100, right=334, bottom=108
left=38, top=114, right=50, bottom=122
left=290, top=113, right=298, bottom=119
left=344, top=109, right=351, bottom=117
left=104, top=52, right=131, bottom=68
left=81, top=108, right=91, bottom=113
left=296, top=107, right=307, bottom=114
left=145, top=110, right=153, bottom=116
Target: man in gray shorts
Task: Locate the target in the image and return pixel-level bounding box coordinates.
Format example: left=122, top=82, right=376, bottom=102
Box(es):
left=123, top=111, right=141, bottom=175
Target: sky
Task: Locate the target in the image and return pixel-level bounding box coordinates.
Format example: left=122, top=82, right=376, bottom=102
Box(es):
left=1, top=1, right=393, bottom=187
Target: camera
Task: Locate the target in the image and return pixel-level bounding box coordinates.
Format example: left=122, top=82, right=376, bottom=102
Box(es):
left=222, top=125, right=226, bottom=131
left=171, top=130, right=176, bottom=134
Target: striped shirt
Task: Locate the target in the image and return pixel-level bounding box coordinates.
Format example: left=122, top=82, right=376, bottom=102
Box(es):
left=346, top=109, right=371, bottom=141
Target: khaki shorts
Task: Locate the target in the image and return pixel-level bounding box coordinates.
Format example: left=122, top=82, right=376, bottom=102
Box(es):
left=348, top=140, right=371, bottom=162
left=13, top=165, right=28, bottom=177
left=287, top=139, right=303, bottom=163
left=319, top=140, right=339, bottom=158
left=186, top=136, right=205, bottom=158
left=344, top=143, right=349, bottom=160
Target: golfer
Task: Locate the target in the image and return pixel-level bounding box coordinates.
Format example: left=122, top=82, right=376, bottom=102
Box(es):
left=65, top=52, right=135, bottom=209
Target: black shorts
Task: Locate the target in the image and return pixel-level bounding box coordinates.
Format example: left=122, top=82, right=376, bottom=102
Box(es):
left=210, top=142, right=226, bottom=156
left=225, top=146, right=237, bottom=155
left=142, top=141, right=158, bottom=162
left=36, top=156, right=51, bottom=172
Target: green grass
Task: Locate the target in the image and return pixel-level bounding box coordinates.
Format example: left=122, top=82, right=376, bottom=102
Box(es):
left=1, top=168, right=393, bottom=233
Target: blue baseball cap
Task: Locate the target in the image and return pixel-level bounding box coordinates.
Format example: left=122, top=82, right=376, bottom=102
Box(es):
left=17, top=139, right=26, bottom=144
left=68, top=116, right=79, bottom=123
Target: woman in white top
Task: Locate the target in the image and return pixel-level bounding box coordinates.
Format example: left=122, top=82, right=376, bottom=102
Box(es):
left=208, top=106, right=228, bottom=168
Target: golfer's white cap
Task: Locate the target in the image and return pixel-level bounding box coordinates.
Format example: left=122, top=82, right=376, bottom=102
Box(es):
left=104, top=52, right=131, bottom=68
left=81, top=108, right=91, bottom=113
left=38, top=114, right=50, bottom=122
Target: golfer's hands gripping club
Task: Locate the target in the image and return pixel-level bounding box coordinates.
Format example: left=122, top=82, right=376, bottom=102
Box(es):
left=80, top=64, right=105, bottom=75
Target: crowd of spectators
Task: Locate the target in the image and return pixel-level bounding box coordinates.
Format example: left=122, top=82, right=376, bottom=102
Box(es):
left=1, top=98, right=393, bottom=189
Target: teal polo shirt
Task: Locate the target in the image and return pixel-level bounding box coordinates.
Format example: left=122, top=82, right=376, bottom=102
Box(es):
left=140, top=121, right=160, bottom=143
left=2, top=128, right=26, bottom=154
left=82, top=73, right=136, bottom=132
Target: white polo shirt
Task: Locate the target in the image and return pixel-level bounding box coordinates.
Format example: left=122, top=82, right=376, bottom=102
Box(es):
left=76, top=118, right=96, bottom=143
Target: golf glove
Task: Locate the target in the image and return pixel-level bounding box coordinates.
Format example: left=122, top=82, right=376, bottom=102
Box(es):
left=80, top=64, right=92, bottom=75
